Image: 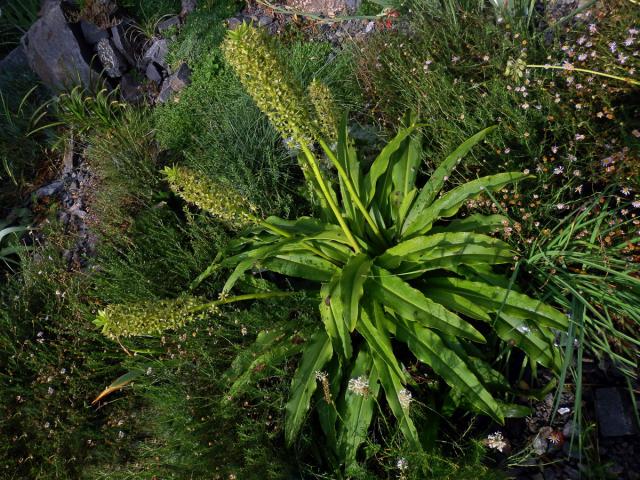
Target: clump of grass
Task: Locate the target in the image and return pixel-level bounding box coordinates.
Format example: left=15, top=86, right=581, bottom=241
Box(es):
left=0, top=78, right=50, bottom=204
left=0, top=0, right=40, bottom=55
left=0, top=228, right=142, bottom=478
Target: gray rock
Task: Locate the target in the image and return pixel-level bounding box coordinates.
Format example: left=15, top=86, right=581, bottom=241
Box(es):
left=156, top=78, right=173, bottom=103
left=157, top=16, right=181, bottom=33
left=181, top=0, right=197, bottom=16
left=80, top=20, right=108, bottom=45
left=110, top=22, right=136, bottom=65
left=142, top=38, right=168, bottom=69
left=227, top=17, right=242, bottom=30
left=0, top=45, right=29, bottom=75
left=258, top=15, right=273, bottom=27
left=120, top=73, right=143, bottom=103
left=595, top=387, right=639, bottom=437
left=21, top=4, right=95, bottom=91
left=95, top=38, right=127, bottom=78
left=168, top=63, right=190, bottom=91
left=145, top=62, right=163, bottom=83
left=34, top=181, right=63, bottom=199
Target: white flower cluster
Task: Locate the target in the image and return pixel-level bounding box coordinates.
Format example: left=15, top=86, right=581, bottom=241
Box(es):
left=347, top=376, right=370, bottom=397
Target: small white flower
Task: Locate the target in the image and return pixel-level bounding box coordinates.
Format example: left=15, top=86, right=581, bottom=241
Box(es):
left=347, top=376, right=370, bottom=397
left=398, top=388, right=412, bottom=410
left=609, top=41, right=617, bottom=53
left=554, top=166, right=564, bottom=175
left=47, top=387, right=54, bottom=395
left=558, top=407, right=571, bottom=415
left=556, top=203, right=566, bottom=210
left=551, top=145, right=558, bottom=154
left=486, top=432, right=508, bottom=452
left=621, top=187, right=631, bottom=196
left=397, top=457, right=409, bottom=471
left=632, top=201, right=640, bottom=208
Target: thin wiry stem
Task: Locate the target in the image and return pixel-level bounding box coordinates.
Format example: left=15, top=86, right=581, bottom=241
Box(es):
left=527, top=64, right=640, bottom=86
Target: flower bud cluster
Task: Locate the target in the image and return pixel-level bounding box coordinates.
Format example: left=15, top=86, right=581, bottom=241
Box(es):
left=308, top=79, right=339, bottom=144
left=222, top=23, right=316, bottom=146
left=95, top=296, right=219, bottom=338
left=163, top=166, right=258, bottom=230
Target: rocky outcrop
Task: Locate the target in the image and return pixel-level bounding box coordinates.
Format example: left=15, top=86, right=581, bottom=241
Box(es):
left=21, top=4, right=97, bottom=92
left=17, top=0, right=194, bottom=103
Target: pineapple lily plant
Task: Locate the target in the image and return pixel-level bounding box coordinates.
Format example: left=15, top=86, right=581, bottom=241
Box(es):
left=96, top=24, right=568, bottom=470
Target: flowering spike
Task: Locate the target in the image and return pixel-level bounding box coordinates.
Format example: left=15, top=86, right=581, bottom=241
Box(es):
left=163, top=166, right=258, bottom=229
left=307, top=79, right=339, bottom=143
left=95, top=296, right=219, bottom=338
left=222, top=23, right=315, bottom=146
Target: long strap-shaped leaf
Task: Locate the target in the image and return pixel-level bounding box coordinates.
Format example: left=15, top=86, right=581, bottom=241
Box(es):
left=429, top=213, right=510, bottom=234
left=340, top=253, right=372, bottom=331
left=338, top=347, right=380, bottom=468
left=426, top=277, right=568, bottom=330
left=264, top=216, right=354, bottom=246
left=402, top=172, right=531, bottom=238
left=376, top=232, right=513, bottom=272
left=263, top=251, right=338, bottom=282
left=396, top=319, right=504, bottom=423
left=363, top=123, right=425, bottom=208
left=320, top=273, right=352, bottom=360
left=402, top=126, right=496, bottom=233
left=370, top=351, right=421, bottom=450
left=358, top=301, right=405, bottom=380
left=367, top=266, right=486, bottom=342
left=285, top=331, right=333, bottom=446
left=495, top=313, right=561, bottom=370
left=362, top=299, right=421, bottom=449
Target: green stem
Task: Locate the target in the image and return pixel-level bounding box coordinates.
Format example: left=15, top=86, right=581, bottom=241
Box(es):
left=191, top=291, right=296, bottom=312
left=299, top=143, right=361, bottom=253
left=526, top=64, right=640, bottom=86
left=317, top=138, right=386, bottom=244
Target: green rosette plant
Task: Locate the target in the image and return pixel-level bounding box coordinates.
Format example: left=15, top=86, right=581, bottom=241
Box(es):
left=97, top=23, right=568, bottom=471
